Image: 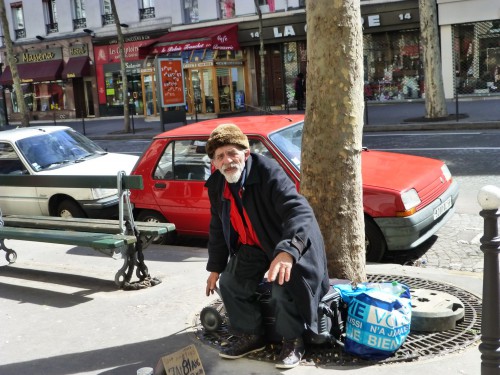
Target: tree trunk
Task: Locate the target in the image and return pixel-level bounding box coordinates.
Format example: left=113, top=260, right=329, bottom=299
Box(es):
left=110, top=0, right=131, bottom=133
left=0, top=2, right=30, bottom=127
left=254, top=0, right=268, bottom=112
left=419, top=0, right=448, bottom=118
left=301, top=0, right=366, bottom=282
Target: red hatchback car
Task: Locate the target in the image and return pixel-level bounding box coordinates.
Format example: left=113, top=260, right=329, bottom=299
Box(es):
left=131, top=115, right=459, bottom=262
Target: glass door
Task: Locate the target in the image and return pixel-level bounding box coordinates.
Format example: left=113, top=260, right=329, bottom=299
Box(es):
left=141, top=72, right=157, bottom=117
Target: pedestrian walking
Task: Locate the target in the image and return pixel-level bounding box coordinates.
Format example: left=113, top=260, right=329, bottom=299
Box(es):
left=204, top=123, right=330, bottom=369
left=294, top=72, right=306, bottom=110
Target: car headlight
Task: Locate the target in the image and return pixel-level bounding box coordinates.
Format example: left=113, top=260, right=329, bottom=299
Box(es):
left=441, top=164, right=452, bottom=181
left=397, top=189, right=421, bottom=217
left=91, top=188, right=117, bottom=199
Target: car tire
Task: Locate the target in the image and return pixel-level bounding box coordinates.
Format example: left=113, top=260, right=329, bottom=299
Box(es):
left=365, top=217, right=386, bottom=263
left=136, top=210, right=177, bottom=245
left=57, top=199, right=86, bottom=218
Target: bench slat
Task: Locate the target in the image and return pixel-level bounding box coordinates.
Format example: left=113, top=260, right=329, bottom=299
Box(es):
left=2, top=215, right=175, bottom=235
left=0, top=175, right=144, bottom=190
left=0, top=227, right=137, bottom=250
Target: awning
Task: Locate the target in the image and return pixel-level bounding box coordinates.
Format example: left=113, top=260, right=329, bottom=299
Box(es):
left=139, top=24, right=239, bottom=57
left=61, top=56, right=91, bottom=79
left=0, top=60, right=64, bottom=85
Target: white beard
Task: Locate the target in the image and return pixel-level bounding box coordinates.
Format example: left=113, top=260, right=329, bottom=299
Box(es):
left=221, top=162, right=244, bottom=183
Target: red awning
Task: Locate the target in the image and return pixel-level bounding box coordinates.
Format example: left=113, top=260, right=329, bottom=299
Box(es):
left=61, top=56, right=91, bottom=79
left=0, top=60, right=64, bottom=85
left=140, top=24, right=239, bottom=56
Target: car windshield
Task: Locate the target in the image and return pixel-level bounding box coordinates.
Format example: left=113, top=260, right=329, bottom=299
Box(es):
left=17, top=128, right=107, bottom=171
left=268, top=121, right=303, bottom=170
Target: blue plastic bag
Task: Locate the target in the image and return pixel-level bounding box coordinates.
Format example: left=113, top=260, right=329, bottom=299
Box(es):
left=334, top=282, right=412, bottom=360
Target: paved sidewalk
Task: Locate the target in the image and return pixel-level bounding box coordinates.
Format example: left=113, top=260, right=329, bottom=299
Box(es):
left=0, top=241, right=485, bottom=375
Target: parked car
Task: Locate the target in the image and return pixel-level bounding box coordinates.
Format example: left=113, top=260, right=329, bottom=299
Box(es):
left=0, top=126, right=138, bottom=218
left=130, top=115, right=459, bottom=261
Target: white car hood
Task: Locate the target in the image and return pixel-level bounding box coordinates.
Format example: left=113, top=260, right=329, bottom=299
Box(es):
left=38, top=153, right=138, bottom=176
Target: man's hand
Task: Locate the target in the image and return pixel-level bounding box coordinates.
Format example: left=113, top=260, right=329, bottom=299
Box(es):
left=267, top=252, right=294, bottom=285
left=206, top=272, right=220, bottom=296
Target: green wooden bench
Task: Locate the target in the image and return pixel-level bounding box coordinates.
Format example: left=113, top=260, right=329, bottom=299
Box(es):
left=0, top=172, right=175, bottom=288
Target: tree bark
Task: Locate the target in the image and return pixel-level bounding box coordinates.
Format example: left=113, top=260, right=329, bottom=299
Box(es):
left=110, top=0, right=131, bottom=132
left=419, top=0, right=448, bottom=118
left=301, top=0, right=366, bottom=282
left=0, top=2, right=30, bottom=127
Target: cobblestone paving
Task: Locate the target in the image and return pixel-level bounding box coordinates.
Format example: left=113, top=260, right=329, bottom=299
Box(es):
left=384, top=213, right=486, bottom=273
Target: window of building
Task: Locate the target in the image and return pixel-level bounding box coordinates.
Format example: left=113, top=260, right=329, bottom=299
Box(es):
left=101, top=0, right=114, bottom=25
left=139, top=0, right=155, bottom=19
left=43, top=0, right=58, bottom=33
left=257, top=0, right=275, bottom=13
left=183, top=0, right=199, bottom=24
left=72, top=0, right=86, bottom=28
left=219, top=0, right=234, bottom=19
left=11, top=2, right=25, bottom=39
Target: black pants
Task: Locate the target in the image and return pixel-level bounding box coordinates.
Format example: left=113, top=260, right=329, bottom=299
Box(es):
left=219, top=246, right=305, bottom=339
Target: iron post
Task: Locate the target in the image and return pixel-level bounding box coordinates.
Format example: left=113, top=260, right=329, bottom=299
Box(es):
left=477, top=185, right=500, bottom=375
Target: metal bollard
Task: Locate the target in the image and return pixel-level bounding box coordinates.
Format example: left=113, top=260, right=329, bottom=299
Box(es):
left=477, top=185, right=500, bottom=375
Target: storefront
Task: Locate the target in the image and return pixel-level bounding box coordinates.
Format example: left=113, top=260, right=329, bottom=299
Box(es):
left=139, top=23, right=246, bottom=116
left=238, top=14, right=307, bottom=109
left=93, top=33, right=164, bottom=117
left=437, top=0, right=500, bottom=99
left=0, top=43, right=95, bottom=121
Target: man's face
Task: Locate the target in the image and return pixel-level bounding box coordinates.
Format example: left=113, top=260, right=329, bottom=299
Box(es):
left=212, top=144, right=249, bottom=183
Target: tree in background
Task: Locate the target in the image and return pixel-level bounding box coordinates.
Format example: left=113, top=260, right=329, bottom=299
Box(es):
left=0, top=1, right=29, bottom=127
left=420, top=0, right=448, bottom=119
left=301, top=0, right=366, bottom=282
left=254, top=0, right=269, bottom=112
left=110, top=0, right=131, bottom=133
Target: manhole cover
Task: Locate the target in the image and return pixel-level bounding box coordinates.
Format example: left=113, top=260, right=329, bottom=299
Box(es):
left=193, top=274, right=482, bottom=366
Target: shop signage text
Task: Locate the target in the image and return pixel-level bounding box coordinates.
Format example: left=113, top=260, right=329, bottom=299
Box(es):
left=158, top=58, right=185, bottom=107
left=20, top=48, right=62, bottom=63
left=69, top=44, right=88, bottom=57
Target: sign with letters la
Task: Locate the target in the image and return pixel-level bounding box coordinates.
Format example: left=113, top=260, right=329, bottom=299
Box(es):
left=157, top=58, right=186, bottom=108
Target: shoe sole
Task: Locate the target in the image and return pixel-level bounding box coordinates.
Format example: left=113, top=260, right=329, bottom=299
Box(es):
left=219, top=345, right=266, bottom=359
left=275, top=361, right=301, bottom=369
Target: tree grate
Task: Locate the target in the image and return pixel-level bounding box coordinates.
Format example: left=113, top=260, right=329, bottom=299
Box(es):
left=192, top=274, right=482, bottom=366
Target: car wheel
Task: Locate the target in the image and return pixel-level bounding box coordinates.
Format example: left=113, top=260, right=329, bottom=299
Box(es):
left=365, top=218, right=386, bottom=262
left=57, top=200, right=86, bottom=218
left=136, top=210, right=177, bottom=245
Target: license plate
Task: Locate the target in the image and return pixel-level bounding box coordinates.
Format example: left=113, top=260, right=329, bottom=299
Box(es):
left=433, top=197, right=452, bottom=220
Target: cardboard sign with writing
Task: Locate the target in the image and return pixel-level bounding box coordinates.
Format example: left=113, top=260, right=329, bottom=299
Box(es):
left=157, top=58, right=186, bottom=108
left=154, top=344, right=205, bottom=375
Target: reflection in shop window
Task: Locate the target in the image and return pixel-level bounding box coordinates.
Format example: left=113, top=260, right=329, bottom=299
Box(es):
left=11, top=82, right=66, bottom=113
left=184, top=0, right=198, bottom=24
left=219, top=0, right=234, bottom=19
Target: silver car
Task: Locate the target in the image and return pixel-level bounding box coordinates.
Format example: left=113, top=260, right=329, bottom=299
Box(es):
left=0, top=126, right=138, bottom=218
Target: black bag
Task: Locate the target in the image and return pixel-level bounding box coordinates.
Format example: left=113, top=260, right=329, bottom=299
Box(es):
left=257, top=278, right=350, bottom=346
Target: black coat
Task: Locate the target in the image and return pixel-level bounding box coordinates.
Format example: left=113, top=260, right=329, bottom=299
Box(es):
left=205, top=153, right=330, bottom=334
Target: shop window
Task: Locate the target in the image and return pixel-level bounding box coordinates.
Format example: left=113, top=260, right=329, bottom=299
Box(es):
left=183, top=0, right=199, bottom=24
left=363, top=30, right=423, bottom=101
left=43, top=0, right=58, bottom=33
left=72, top=0, right=86, bottom=28
left=453, top=21, right=500, bottom=95
left=104, top=64, right=143, bottom=114
left=11, top=82, right=66, bottom=113
left=11, top=2, right=25, bottom=39
left=219, top=0, right=234, bottom=19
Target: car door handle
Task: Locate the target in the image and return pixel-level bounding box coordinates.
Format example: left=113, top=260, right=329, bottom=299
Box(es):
left=154, top=182, right=166, bottom=188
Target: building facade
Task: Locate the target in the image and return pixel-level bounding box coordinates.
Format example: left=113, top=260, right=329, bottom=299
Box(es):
left=1, top=0, right=497, bottom=122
